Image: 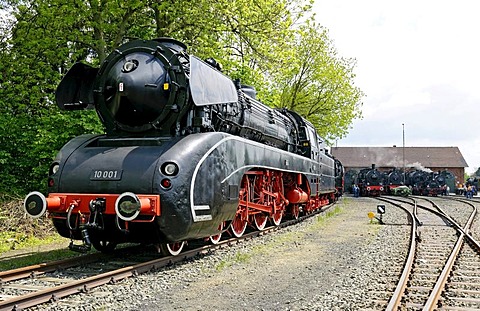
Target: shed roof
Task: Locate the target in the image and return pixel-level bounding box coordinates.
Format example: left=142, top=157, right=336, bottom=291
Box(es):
left=330, top=146, right=468, bottom=169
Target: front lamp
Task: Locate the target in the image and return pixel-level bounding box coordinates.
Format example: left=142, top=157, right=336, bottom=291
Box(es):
left=161, top=162, right=179, bottom=176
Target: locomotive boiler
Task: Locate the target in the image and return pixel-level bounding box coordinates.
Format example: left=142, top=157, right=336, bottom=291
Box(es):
left=405, top=169, right=446, bottom=196
left=424, top=172, right=446, bottom=196
left=357, top=164, right=385, bottom=196
left=385, top=168, right=404, bottom=193
left=23, top=38, right=341, bottom=255
left=406, top=170, right=430, bottom=195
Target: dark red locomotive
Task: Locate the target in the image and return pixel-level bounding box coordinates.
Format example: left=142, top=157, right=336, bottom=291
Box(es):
left=24, top=38, right=343, bottom=255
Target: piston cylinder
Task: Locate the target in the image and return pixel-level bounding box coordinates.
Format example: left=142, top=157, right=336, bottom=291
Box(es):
left=286, top=187, right=308, bottom=204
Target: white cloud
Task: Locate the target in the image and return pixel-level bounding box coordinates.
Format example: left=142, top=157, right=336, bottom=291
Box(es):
left=314, top=0, right=480, bottom=174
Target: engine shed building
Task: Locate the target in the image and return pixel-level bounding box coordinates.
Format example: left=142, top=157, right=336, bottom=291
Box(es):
left=330, top=146, right=468, bottom=187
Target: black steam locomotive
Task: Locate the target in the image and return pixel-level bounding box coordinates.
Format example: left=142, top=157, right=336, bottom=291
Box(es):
left=356, top=164, right=384, bottom=196
left=334, top=159, right=345, bottom=197
left=352, top=165, right=450, bottom=197
left=385, top=168, right=404, bottom=193
left=24, top=38, right=342, bottom=255
left=406, top=170, right=446, bottom=196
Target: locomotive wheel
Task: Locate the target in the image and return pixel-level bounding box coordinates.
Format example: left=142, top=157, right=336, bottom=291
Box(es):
left=271, top=209, right=283, bottom=226
left=159, top=241, right=185, bottom=256
left=253, top=213, right=268, bottom=230
left=290, top=204, right=300, bottom=220
left=91, top=239, right=117, bottom=253
left=208, top=222, right=225, bottom=245
left=230, top=215, right=247, bottom=238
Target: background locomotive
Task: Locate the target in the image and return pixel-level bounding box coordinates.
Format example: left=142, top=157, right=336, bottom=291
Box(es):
left=352, top=166, right=452, bottom=197
left=356, top=164, right=385, bottom=196
left=344, top=169, right=358, bottom=194
left=384, top=168, right=404, bottom=194
left=406, top=170, right=446, bottom=196
left=334, top=158, right=345, bottom=197
left=23, top=38, right=343, bottom=255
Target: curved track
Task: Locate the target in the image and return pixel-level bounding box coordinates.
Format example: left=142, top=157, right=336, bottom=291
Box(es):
left=379, top=196, right=480, bottom=310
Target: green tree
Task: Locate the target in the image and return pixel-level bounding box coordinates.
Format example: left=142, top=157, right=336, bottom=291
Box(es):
left=0, top=0, right=363, bottom=195
left=0, top=0, right=104, bottom=193
left=270, top=21, right=363, bottom=143
left=149, top=0, right=312, bottom=93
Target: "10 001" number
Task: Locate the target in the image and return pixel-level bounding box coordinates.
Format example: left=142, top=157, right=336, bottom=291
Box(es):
left=90, top=170, right=122, bottom=180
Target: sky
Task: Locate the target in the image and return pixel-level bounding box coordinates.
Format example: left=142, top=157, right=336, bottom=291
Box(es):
left=313, top=1, right=480, bottom=174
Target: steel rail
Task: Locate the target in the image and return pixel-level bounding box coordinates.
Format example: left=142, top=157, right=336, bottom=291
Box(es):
left=422, top=198, right=477, bottom=310
left=3, top=237, right=236, bottom=310
left=376, top=197, right=417, bottom=311
left=390, top=196, right=480, bottom=251
left=0, top=253, right=107, bottom=283
left=0, top=202, right=336, bottom=311
left=0, top=253, right=177, bottom=311
left=416, top=196, right=480, bottom=249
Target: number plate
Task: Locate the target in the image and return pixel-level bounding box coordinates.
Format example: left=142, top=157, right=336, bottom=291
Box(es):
left=90, top=170, right=123, bottom=181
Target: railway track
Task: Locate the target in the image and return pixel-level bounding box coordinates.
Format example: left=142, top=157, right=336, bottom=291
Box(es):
left=0, top=203, right=335, bottom=311
left=377, top=196, right=480, bottom=310
left=0, top=253, right=108, bottom=283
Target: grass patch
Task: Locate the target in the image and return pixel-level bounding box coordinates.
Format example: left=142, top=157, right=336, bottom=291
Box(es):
left=313, top=205, right=343, bottom=227
left=0, top=195, right=79, bottom=269
left=0, top=247, right=80, bottom=270
left=0, top=232, right=68, bottom=253
left=0, top=231, right=77, bottom=270
left=215, top=251, right=253, bottom=271
left=270, top=231, right=303, bottom=244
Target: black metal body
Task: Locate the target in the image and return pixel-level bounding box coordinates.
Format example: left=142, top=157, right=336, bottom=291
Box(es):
left=334, top=158, right=344, bottom=196
left=356, top=165, right=385, bottom=196
left=386, top=169, right=403, bottom=186
left=40, top=38, right=340, bottom=245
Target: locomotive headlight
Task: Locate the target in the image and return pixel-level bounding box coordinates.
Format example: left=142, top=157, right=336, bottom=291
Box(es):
left=49, top=162, right=60, bottom=175
left=122, top=59, right=138, bottom=73
left=161, top=162, right=179, bottom=176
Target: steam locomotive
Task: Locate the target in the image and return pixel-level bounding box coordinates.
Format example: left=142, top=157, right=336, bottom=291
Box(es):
left=353, top=165, right=450, bottom=197
left=406, top=170, right=446, bottom=196
left=23, top=38, right=342, bottom=255
left=356, top=164, right=384, bottom=196
left=385, top=168, right=404, bottom=193
left=334, top=159, right=345, bottom=197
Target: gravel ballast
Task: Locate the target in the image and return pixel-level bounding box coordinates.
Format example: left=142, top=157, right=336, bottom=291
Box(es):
left=28, top=196, right=410, bottom=311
